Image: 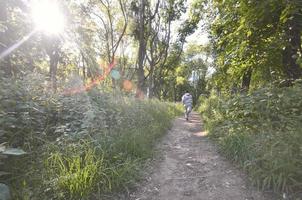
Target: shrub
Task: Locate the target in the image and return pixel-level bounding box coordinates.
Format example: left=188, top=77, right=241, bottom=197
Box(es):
left=45, top=144, right=103, bottom=199
left=200, top=84, right=302, bottom=194
left=0, top=73, right=182, bottom=199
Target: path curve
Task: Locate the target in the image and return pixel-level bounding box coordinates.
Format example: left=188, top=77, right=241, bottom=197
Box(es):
left=129, top=112, right=274, bottom=200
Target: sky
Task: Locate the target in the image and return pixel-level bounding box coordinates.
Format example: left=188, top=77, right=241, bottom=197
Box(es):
left=171, top=0, right=209, bottom=47
left=186, top=26, right=209, bottom=46
left=171, top=0, right=214, bottom=78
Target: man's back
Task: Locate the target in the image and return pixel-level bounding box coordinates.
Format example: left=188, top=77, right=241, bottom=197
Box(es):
left=182, top=92, right=193, bottom=121
left=182, top=93, right=193, bottom=107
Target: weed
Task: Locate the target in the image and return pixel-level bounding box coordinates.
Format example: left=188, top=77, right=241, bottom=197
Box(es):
left=199, top=84, right=302, bottom=194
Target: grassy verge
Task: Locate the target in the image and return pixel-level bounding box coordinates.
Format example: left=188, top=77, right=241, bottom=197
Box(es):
left=199, top=84, right=302, bottom=197
left=0, top=75, right=182, bottom=199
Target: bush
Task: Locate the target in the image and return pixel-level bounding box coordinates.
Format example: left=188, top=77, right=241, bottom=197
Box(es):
left=0, top=74, right=182, bottom=199
left=45, top=143, right=103, bottom=199
left=199, top=84, right=302, bottom=195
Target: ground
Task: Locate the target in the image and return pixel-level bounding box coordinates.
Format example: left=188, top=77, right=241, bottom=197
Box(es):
left=115, top=112, right=276, bottom=200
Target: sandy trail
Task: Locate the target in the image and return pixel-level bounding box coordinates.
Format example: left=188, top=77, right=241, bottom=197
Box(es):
left=127, top=112, right=274, bottom=200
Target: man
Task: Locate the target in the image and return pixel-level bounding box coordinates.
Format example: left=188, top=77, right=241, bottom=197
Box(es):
left=181, top=91, right=193, bottom=121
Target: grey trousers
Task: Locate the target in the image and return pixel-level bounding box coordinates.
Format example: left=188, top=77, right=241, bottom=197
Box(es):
left=184, top=105, right=192, bottom=119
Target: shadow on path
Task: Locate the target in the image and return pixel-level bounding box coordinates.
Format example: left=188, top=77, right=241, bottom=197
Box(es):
left=127, top=112, right=275, bottom=200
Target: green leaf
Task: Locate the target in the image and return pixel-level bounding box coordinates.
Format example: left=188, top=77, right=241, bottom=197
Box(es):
left=2, top=148, right=26, bottom=156
left=0, top=171, right=10, bottom=177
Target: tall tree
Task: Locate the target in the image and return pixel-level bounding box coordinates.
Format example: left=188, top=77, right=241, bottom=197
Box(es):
left=192, top=0, right=302, bottom=92
left=0, top=1, right=13, bottom=76
left=282, top=0, right=302, bottom=81
left=131, top=0, right=185, bottom=98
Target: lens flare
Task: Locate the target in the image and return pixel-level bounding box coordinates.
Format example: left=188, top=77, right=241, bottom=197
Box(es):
left=110, top=70, right=121, bottom=80
left=123, top=80, right=133, bottom=92
left=0, top=30, right=36, bottom=60
left=63, top=61, right=116, bottom=95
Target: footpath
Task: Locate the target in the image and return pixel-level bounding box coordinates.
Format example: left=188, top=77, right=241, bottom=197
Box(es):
left=128, top=112, right=274, bottom=200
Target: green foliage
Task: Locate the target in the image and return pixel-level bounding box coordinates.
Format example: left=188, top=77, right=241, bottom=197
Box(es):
left=158, top=42, right=210, bottom=102
left=0, top=73, right=182, bottom=200
left=46, top=144, right=103, bottom=199
left=200, top=84, right=302, bottom=194
left=188, top=0, right=302, bottom=92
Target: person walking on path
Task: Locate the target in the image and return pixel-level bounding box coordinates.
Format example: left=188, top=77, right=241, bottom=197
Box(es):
left=181, top=91, right=193, bottom=121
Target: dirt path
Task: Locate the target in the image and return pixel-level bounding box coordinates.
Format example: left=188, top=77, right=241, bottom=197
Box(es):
left=128, top=112, right=274, bottom=200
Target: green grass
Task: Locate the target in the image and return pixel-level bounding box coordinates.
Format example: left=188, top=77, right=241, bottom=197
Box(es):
left=199, top=84, right=302, bottom=196
left=1, top=85, right=182, bottom=199
left=44, top=142, right=105, bottom=199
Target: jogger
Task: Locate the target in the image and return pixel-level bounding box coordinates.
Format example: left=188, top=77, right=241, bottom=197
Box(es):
left=181, top=91, right=193, bottom=121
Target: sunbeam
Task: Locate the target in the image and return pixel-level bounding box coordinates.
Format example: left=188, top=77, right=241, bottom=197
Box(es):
left=0, top=30, right=36, bottom=60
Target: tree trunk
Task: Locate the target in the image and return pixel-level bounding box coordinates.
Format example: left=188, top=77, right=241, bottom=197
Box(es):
left=136, top=0, right=146, bottom=97
left=49, top=49, right=59, bottom=92
left=0, top=1, right=12, bottom=77
left=46, top=38, right=60, bottom=92
left=81, top=52, right=86, bottom=81
left=282, top=15, right=302, bottom=81
left=241, top=68, right=252, bottom=92
left=148, top=62, right=155, bottom=98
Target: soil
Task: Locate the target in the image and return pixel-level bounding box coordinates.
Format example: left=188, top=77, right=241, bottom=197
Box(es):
left=128, top=112, right=276, bottom=200
left=107, top=112, right=277, bottom=200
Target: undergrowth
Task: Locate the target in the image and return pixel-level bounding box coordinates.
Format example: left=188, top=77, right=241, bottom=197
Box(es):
left=0, top=74, right=182, bottom=199
left=199, top=83, right=302, bottom=197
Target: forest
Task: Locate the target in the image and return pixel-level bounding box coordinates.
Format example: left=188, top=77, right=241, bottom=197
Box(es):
left=0, top=0, right=301, bottom=199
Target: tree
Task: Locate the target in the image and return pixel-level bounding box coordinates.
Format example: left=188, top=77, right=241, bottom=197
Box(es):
left=0, top=0, right=12, bottom=76
left=192, top=0, right=302, bottom=93
left=281, top=0, right=302, bottom=81
left=44, top=37, right=61, bottom=92
left=131, top=0, right=185, bottom=98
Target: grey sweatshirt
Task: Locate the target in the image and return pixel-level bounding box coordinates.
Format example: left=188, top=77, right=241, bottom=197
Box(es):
left=182, top=93, right=193, bottom=107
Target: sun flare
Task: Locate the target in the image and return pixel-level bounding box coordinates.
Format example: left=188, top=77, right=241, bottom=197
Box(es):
left=31, top=0, right=65, bottom=34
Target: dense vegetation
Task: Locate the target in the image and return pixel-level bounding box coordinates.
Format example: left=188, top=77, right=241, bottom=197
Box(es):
left=199, top=84, right=302, bottom=196
left=192, top=0, right=302, bottom=197
left=1, top=0, right=302, bottom=199
left=0, top=1, right=186, bottom=199
left=202, top=0, right=302, bottom=90
left=1, top=73, right=182, bottom=199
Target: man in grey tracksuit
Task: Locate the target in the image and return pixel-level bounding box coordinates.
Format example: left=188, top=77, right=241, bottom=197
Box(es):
left=181, top=91, right=193, bottom=121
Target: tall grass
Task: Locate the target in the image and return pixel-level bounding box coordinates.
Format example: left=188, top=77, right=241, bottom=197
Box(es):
left=199, top=84, right=302, bottom=195
left=45, top=143, right=105, bottom=199
left=0, top=74, right=182, bottom=199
